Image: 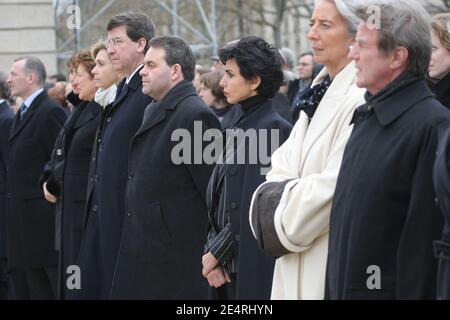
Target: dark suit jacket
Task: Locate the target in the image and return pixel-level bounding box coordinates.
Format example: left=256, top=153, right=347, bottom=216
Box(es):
left=6, top=90, right=67, bottom=268
left=41, top=100, right=102, bottom=298
left=0, top=101, right=14, bottom=258
left=110, top=80, right=221, bottom=299
left=73, top=67, right=152, bottom=299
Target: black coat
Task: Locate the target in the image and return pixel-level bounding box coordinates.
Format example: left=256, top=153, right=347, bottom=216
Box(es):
left=6, top=90, right=67, bottom=268
left=430, top=72, right=450, bottom=109
left=326, top=77, right=450, bottom=299
left=73, top=68, right=152, bottom=299
left=110, top=81, right=221, bottom=299
left=433, top=125, right=450, bottom=300
left=41, top=100, right=102, bottom=298
left=0, top=101, right=14, bottom=258
left=206, top=97, right=292, bottom=300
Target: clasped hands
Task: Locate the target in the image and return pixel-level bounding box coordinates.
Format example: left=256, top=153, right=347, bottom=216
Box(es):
left=202, top=252, right=231, bottom=288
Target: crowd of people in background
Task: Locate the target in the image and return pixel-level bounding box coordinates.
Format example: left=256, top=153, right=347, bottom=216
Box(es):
left=0, top=0, right=449, bottom=300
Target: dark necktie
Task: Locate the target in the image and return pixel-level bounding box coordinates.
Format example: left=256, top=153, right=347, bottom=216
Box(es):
left=18, top=103, right=27, bottom=121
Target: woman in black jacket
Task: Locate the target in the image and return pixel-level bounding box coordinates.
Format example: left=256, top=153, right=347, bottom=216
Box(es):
left=431, top=13, right=450, bottom=300
left=201, top=36, right=292, bottom=300
left=41, top=49, right=106, bottom=299
left=429, top=13, right=450, bottom=109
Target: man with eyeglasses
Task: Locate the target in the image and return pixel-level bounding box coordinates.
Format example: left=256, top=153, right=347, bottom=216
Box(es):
left=71, top=12, right=154, bottom=300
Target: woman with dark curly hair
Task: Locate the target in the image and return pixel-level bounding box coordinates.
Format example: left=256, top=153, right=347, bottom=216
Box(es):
left=201, top=36, right=292, bottom=300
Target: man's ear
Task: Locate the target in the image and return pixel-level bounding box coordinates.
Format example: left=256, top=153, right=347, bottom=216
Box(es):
left=137, top=38, right=147, bottom=54
left=171, top=64, right=182, bottom=81
left=26, top=72, right=35, bottom=85
left=391, top=46, right=409, bottom=71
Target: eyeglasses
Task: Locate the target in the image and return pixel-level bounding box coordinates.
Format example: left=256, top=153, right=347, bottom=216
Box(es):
left=105, top=37, right=124, bottom=49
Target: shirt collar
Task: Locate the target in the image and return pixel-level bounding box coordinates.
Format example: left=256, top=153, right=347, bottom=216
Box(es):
left=126, top=64, right=143, bottom=85
left=23, top=88, right=44, bottom=108
left=0, top=99, right=5, bottom=105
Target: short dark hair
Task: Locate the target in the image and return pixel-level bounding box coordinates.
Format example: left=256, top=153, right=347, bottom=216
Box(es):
left=0, top=71, right=11, bottom=100
left=107, top=12, right=155, bottom=52
left=15, top=56, right=47, bottom=86
left=148, top=36, right=196, bottom=81
left=219, top=36, right=284, bottom=99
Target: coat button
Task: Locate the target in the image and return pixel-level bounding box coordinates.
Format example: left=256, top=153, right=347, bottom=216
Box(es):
left=93, top=205, right=98, bottom=212
left=56, top=149, right=62, bottom=156
left=234, top=234, right=240, bottom=242
left=435, top=197, right=439, bottom=205
left=106, top=116, right=112, bottom=123
left=230, top=202, right=238, bottom=209
left=127, top=211, right=132, bottom=217
left=128, top=174, right=134, bottom=180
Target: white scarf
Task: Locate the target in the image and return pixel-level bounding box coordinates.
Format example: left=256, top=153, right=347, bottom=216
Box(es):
left=95, top=85, right=117, bottom=108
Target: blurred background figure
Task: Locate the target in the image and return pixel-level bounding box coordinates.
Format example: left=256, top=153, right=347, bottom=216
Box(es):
left=278, top=47, right=297, bottom=95
left=47, top=82, right=69, bottom=112
left=47, top=74, right=67, bottom=84
left=0, top=71, right=14, bottom=300
left=287, top=52, right=323, bottom=123
left=199, top=70, right=233, bottom=121
left=193, top=64, right=208, bottom=95
left=429, top=13, right=450, bottom=109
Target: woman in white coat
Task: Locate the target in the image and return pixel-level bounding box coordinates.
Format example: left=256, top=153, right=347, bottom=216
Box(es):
left=249, top=0, right=366, bottom=299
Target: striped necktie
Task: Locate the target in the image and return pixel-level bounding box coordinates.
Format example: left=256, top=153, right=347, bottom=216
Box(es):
left=19, top=103, right=27, bottom=121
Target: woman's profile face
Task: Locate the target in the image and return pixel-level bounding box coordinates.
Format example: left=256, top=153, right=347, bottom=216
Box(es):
left=307, top=0, right=353, bottom=70
left=92, top=49, right=118, bottom=89
left=220, top=58, right=256, bottom=105
left=429, top=31, right=450, bottom=81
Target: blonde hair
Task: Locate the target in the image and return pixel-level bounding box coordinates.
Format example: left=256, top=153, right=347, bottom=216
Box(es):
left=431, top=13, right=450, bottom=51
left=91, top=41, right=108, bottom=59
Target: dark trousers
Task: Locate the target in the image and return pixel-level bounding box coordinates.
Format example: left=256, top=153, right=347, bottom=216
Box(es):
left=9, top=266, right=57, bottom=300
left=0, top=258, right=8, bottom=299
left=209, top=273, right=237, bottom=300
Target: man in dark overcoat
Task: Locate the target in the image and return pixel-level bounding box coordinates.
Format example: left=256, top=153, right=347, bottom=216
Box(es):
left=110, top=36, right=221, bottom=299
left=6, top=57, right=67, bottom=299
left=72, top=13, right=154, bottom=299
left=325, top=1, right=450, bottom=300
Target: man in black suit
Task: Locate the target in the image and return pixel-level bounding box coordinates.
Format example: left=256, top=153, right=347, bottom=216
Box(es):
left=110, top=36, right=221, bottom=299
left=72, top=13, right=154, bottom=299
left=6, top=57, right=67, bottom=299
left=0, top=72, right=14, bottom=299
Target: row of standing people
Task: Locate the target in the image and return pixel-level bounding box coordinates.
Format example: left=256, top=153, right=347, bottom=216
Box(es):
left=1, top=0, right=449, bottom=300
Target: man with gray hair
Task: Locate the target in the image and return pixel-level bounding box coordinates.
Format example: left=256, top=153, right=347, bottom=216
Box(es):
left=326, top=0, right=450, bottom=299
left=6, top=57, right=67, bottom=299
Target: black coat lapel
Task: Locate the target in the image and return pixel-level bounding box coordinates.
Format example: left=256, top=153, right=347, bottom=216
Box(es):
left=9, top=91, right=47, bottom=141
